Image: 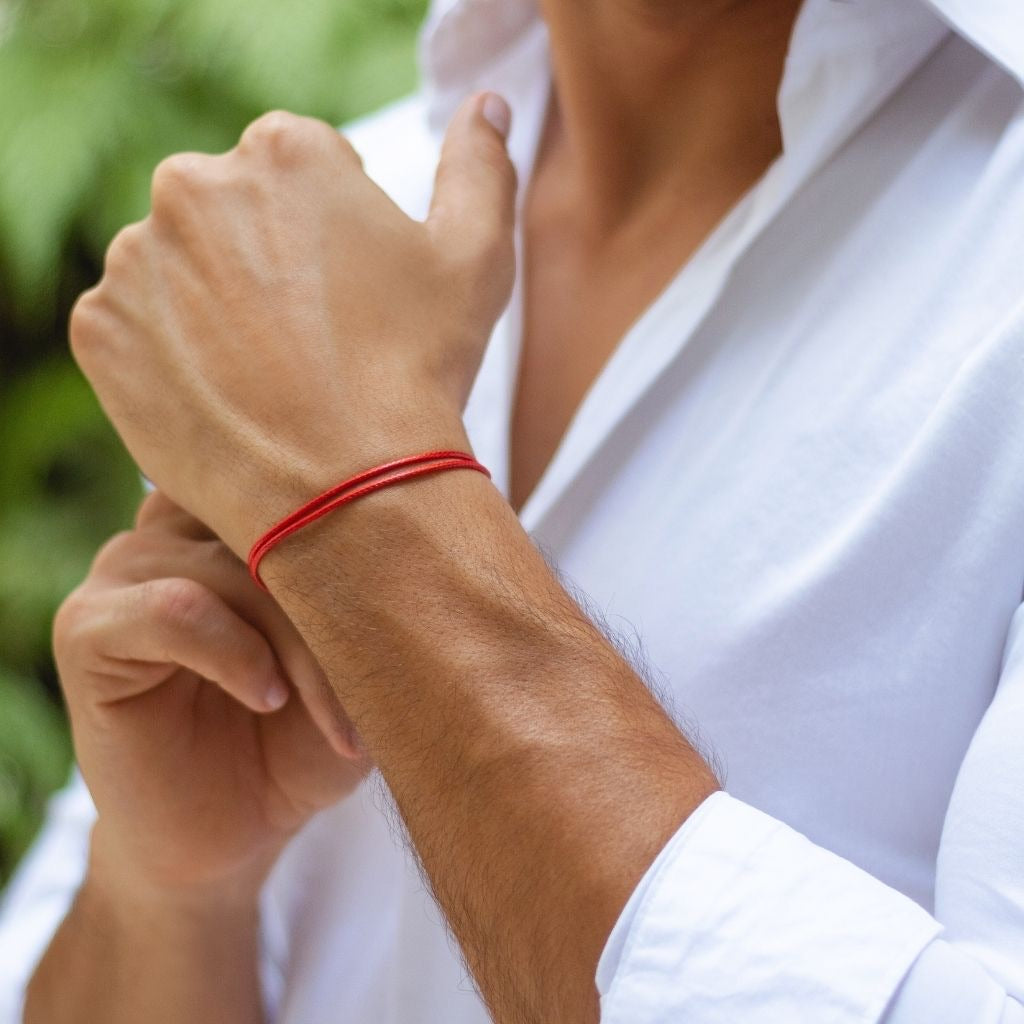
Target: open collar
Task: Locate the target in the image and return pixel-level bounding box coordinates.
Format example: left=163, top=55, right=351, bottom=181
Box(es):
left=421, top=0, right=1023, bottom=529
left=419, top=0, right=1023, bottom=132
left=925, top=0, right=1024, bottom=87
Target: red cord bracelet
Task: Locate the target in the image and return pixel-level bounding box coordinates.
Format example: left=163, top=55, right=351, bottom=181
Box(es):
left=247, top=449, right=490, bottom=590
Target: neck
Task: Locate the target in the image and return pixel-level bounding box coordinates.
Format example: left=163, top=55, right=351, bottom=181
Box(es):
left=537, top=0, right=804, bottom=223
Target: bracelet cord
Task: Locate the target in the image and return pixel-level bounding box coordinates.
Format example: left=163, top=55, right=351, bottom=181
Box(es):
left=247, top=450, right=489, bottom=589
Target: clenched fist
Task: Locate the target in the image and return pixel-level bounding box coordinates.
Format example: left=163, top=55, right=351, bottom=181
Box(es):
left=70, top=94, right=516, bottom=557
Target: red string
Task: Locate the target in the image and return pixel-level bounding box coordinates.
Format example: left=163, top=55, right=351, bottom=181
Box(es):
left=247, top=450, right=490, bottom=590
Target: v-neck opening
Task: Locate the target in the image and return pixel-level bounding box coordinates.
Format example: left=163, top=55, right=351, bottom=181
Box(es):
left=509, top=165, right=771, bottom=531
left=461, top=0, right=952, bottom=536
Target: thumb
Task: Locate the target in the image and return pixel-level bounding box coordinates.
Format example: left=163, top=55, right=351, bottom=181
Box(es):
left=427, top=92, right=517, bottom=272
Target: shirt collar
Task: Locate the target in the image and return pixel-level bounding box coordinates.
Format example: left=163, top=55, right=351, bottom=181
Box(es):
left=419, top=0, right=1024, bottom=130
left=925, top=0, right=1024, bottom=87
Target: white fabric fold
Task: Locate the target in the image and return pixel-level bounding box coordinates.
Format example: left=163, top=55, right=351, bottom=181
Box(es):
left=598, top=793, right=941, bottom=1023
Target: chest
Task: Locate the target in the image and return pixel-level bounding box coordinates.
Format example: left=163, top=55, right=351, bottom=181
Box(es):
left=509, top=231, right=656, bottom=512
left=509, top=173, right=755, bottom=512
left=270, top=47, right=1024, bottom=1024
left=477, top=69, right=1024, bottom=903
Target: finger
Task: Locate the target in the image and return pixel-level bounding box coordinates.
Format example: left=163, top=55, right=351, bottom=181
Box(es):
left=237, top=110, right=361, bottom=170
left=150, top=151, right=223, bottom=233
left=135, top=491, right=217, bottom=541
left=73, top=578, right=291, bottom=714
left=146, top=550, right=366, bottom=761
left=426, top=92, right=518, bottom=268
left=75, top=523, right=365, bottom=759
left=283, top=654, right=366, bottom=762
left=260, top=686, right=370, bottom=823
left=239, top=610, right=366, bottom=762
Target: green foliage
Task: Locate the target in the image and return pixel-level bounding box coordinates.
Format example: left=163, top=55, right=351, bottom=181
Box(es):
left=0, top=666, right=72, bottom=880
left=0, top=0, right=427, bottom=329
left=0, top=360, right=143, bottom=673
left=0, top=0, right=428, bottom=884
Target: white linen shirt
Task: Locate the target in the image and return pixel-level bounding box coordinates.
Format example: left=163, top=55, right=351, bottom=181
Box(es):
left=3, top=0, right=1024, bottom=1020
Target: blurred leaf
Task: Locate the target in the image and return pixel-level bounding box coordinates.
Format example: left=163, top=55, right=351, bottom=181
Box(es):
left=0, top=666, right=72, bottom=882
left=0, top=360, right=142, bottom=673
left=0, top=0, right=428, bottom=883
left=0, top=0, right=426, bottom=321
left=0, top=44, right=138, bottom=323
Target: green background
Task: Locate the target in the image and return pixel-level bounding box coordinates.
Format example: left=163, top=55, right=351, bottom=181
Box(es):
left=0, top=0, right=428, bottom=885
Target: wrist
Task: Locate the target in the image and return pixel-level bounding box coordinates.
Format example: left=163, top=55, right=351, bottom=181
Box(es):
left=258, top=457, right=509, bottom=606
left=74, top=871, right=262, bottom=977
left=87, top=821, right=269, bottom=923
left=31, top=828, right=266, bottom=1024
left=259, top=465, right=594, bottom=732
left=227, top=403, right=472, bottom=560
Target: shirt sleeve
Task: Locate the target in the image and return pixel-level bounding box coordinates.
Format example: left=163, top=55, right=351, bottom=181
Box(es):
left=596, top=601, right=1024, bottom=1023
left=0, top=770, right=95, bottom=1024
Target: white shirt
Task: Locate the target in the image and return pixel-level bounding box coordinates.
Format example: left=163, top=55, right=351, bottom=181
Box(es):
left=3, top=1, right=1024, bottom=1020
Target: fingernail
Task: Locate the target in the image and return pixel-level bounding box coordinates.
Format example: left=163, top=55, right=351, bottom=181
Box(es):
left=264, top=679, right=290, bottom=712
left=480, top=93, right=512, bottom=141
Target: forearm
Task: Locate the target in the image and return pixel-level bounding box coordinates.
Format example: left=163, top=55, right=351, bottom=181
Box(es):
left=264, top=469, right=719, bottom=1023
left=25, top=831, right=266, bottom=1024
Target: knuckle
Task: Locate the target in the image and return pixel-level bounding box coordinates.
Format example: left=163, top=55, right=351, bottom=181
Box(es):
left=68, top=288, right=101, bottom=359
left=52, top=586, right=92, bottom=654
left=249, top=109, right=297, bottom=137
left=335, top=132, right=364, bottom=169
left=103, top=222, right=145, bottom=276
left=151, top=153, right=212, bottom=215
left=243, top=110, right=308, bottom=159
left=142, top=577, right=211, bottom=634
left=243, top=111, right=342, bottom=167
left=68, top=285, right=118, bottom=367
left=52, top=585, right=118, bottom=681
left=153, top=152, right=203, bottom=189
left=90, top=530, right=138, bottom=574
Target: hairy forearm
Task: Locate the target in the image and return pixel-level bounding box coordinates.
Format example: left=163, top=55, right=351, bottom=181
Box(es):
left=25, top=833, right=265, bottom=1024
left=265, top=470, right=719, bottom=1023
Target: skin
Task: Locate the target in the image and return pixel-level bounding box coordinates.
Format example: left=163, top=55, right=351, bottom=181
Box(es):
left=27, top=493, right=364, bottom=1023
left=28, top=2, right=802, bottom=1022
left=512, top=0, right=804, bottom=507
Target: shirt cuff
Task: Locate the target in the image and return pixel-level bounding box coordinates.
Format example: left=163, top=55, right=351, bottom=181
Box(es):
left=597, top=791, right=942, bottom=1024
left=884, top=940, right=1024, bottom=1023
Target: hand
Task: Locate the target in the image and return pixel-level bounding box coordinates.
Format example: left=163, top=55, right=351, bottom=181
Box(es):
left=69, top=94, right=516, bottom=556
left=53, top=492, right=365, bottom=899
